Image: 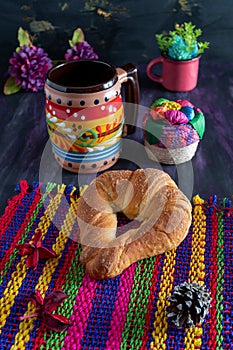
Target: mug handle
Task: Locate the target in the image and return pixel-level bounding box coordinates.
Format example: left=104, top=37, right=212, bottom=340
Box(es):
left=116, top=64, right=140, bottom=135
left=146, top=56, right=164, bottom=83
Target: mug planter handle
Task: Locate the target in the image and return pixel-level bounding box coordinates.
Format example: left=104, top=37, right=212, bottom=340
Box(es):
left=146, top=55, right=200, bottom=92
left=117, top=64, right=140, bottom=135
left=146, top=56, right=164, bottom=83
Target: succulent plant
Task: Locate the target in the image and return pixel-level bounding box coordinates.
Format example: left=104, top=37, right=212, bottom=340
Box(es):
left=155, top=22, right=209, bottom=60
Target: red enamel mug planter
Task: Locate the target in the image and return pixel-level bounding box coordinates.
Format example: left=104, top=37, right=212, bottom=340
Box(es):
left=44, top=60, right=139, bottom=173
left=146, top=55, right=200, bottom=92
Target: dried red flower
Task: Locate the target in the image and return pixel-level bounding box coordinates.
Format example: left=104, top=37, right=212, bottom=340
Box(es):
left=16, top=230, right=57, bottom=269
left=19, top=290, right=71, bottom=332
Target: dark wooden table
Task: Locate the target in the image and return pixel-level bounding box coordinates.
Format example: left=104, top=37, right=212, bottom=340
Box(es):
left=0, top=61, right=233, bottom=215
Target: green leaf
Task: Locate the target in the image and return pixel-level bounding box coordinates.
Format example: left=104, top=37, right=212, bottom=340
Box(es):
left=189, top=112, right=205, bottom=139
left=18, top=27, right=32, bottom=47
left=70, top=28, right=85, bottom=48
left=150, top=98, right=169, bottom=109
left=155, top=33, right=172, bottom=55
left=198, top=42, right=210, bottom=54
left=195, top=28, right=202, bottom=38
left=3, top=76, right=22, bottom=95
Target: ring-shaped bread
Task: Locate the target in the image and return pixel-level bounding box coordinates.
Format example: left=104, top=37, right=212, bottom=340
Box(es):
left=77, top=168, right=192, bottom=279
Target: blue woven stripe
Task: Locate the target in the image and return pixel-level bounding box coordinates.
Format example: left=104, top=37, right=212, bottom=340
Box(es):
left=0, top=201, right=46, bottom=300
left=0, top=210, right=45, bottom=348
left=26, top=185, right=76, bottom=350
left=0, top=187, right=71, bottom=349
left=81, top=276, right=121, bottom=348
left=0, top=190, right=37, bottom=259
left=26, top=238, right=72, bottom=350
left=3, top=220, right=63, bottom=349
left=166, top=225, right=193, bottom=349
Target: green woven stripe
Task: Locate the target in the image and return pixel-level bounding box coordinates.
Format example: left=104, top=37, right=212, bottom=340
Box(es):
left=0, top=183, right=56, bottom=284
left=216, top=212, right=224, bottom=350
left=120, top=256, right=156, bottom=350
left=42, top=244, right=85, bottom=349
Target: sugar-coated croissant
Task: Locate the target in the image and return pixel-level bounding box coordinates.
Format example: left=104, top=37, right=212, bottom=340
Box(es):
left=77, top=168, right=192, bottom=279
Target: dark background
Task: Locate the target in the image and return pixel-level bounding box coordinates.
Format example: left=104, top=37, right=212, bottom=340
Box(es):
left=0, top=0, right=232, bottom=73
left=0, top=0, right=233, bottom=215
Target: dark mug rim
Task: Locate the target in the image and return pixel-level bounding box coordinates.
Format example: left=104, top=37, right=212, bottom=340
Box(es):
left=45, top=59, right=118, bottom=93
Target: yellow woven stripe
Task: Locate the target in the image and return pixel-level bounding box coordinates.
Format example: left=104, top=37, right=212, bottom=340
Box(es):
left=150, top=249, right=177, bottom=350
left=184, top=195, right=206, bottom=349
left=0, top=185, right=66, bottom=335
left=11, top=186, right=87, bottom=350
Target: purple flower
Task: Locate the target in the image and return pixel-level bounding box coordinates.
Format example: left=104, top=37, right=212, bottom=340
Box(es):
left=64, top=41, right=99, bottom=61
left=8, top=45, right=52, bottom=92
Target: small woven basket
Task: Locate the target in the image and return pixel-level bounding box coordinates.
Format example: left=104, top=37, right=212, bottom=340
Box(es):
left=145, top=139, right=199, bottom=165
left=143, top=98, right=205, bottom=165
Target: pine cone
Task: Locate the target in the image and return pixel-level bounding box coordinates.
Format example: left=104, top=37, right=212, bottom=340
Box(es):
left=166, top=281, right=211, bottom=328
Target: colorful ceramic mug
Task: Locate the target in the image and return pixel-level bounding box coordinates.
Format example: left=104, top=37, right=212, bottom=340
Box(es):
left=146, top=55, right=200, bottom=92
left=44, top=60, right=139, bottom=173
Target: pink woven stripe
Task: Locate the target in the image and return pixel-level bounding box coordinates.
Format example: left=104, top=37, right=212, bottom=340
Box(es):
left=105, top=263, right=137, bottom=349
left=62, top=271, right=99, bottom=350
left=0, top=180, right=28, bottom=236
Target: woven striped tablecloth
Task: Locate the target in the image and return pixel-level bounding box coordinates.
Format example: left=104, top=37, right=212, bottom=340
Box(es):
left=0, top=180, right=232, bottom=349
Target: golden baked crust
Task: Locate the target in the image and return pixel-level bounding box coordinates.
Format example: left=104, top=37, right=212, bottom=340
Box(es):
left=77, top=168, right=192, bottom=279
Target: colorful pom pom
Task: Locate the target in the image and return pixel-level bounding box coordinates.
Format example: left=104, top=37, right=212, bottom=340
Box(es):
left=176, top=99, right=194, bottom=108
left=162, top=101, right=181, bottom=110
left=165, top=110, right=189, bottom=125
left=180, top=106, right=195, bottom=121
left=146, top=98, right=205, bottom=147
left=150, top=106, right=168, bottom=120
left=150, top=98, right=169, bottom=109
